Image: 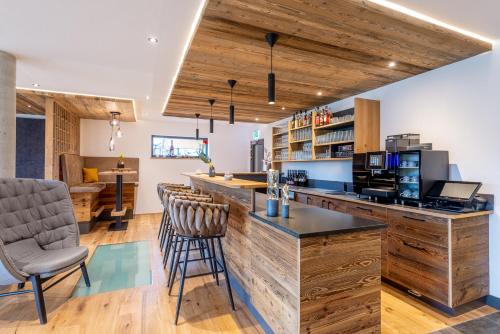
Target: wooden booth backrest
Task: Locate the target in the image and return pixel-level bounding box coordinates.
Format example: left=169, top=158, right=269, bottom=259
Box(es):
left=60, top=154, right=84, bottom=187
left=83, top=157, right=139, bottom=183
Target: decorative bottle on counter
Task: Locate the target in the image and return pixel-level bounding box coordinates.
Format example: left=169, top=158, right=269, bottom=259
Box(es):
left=281, top=184, right=290, bottom=218
left=266, top=169, right=279, bottom=217
left=117, top=154, right=125, bottom=168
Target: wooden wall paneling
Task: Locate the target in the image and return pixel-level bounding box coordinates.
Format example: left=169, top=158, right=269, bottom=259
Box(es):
left=16, top=89, right=136, bottom=122
left=300, top=230, right=381, bottom=333
left=49, top=101, right=80, bottom=180
left=44, top=98, right=55, bottom=179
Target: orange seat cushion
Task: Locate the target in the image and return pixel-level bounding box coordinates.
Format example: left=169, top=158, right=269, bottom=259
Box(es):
left=82, top=168, right=99, bottom=183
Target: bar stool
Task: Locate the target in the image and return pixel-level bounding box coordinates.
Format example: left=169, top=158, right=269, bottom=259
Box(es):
left=168, top=197, right=235, bottom=325
left=157, top=184, right=195, bottom=242
left=161, top=191, right=212, bottom=269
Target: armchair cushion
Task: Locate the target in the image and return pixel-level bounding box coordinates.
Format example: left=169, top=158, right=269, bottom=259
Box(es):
left=5, top=238, right=87, bottom=275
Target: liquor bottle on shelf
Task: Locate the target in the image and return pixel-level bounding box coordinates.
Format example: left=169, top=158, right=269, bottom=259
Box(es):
left=326, top=108, right=330, bottom=124
left=291, top=113, right=295, bottom=129
left=315, top=108, right=320, bottom=126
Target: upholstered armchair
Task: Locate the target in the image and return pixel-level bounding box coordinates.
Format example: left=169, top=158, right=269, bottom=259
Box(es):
left=0, top=178, right=90, bottom=324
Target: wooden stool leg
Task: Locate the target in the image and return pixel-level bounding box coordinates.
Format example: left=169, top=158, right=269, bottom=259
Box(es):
left=175, top=238, right=191, bottom=325
left=217, top=237, right=235, bottom=310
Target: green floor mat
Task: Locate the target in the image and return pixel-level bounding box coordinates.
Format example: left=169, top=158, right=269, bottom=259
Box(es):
left=72, top=241, right=151, bottom=297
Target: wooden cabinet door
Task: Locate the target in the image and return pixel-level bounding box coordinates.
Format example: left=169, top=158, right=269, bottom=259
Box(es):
left=326, top=199, right=347, bottom=213
left=388, top=232, right=449, bottom=305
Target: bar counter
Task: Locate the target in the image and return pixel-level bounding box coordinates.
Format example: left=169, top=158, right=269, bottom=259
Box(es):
left=183, top=173, right=385, bottom=334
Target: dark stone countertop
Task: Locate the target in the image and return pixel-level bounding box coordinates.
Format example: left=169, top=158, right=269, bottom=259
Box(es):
left=249, top=204, right=386, bottom=239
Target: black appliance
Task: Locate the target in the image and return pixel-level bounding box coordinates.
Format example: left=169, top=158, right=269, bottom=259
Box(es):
left=385, top=134, right=420, bottom=152
left=397, top=150, right=449, bottom=205
left=353, top=151, right=398, bottom=202
left=423, top=180, right=483, bottom=212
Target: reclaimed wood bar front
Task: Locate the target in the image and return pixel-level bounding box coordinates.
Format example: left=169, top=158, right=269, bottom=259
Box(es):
left=183, top=173, right=386, bottom=334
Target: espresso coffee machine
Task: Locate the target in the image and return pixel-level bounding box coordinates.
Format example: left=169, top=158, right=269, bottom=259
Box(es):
left=353, top=151, right=398, bottom=202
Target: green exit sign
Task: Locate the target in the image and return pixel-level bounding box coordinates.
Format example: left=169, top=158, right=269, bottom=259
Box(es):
left=252, top=130, right=261, bottom=140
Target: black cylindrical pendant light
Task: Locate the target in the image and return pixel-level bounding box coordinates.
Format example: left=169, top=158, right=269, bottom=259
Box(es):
left=228, top=80, right=237, bottom=124
left=195, top=113, right=200, bottom=139
left=209, top=99, right=215, bottom=133
left=266, top=32, right=278, bottom=105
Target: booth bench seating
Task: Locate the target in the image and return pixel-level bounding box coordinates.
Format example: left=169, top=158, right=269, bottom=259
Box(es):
left=60, top=154, right=139, bottom=233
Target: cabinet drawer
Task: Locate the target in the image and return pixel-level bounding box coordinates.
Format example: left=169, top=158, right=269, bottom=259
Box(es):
left=388, top=233, right=449, bottom=305
left=345, top=202, right=387, bottom=222
left=387, top=210, right=448, bottom=247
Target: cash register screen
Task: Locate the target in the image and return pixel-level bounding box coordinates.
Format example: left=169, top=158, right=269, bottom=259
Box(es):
left=428, top=181, right=481, bottom=201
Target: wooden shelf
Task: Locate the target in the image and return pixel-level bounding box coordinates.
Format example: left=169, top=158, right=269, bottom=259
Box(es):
left=271, top=98, right=380, bottom=170
left=272, top=130, right=288, bottom=136
left=290, top=124, right=312, bottom=131
left=290, top=139, right=312, bottom=144
left=314, top=140, right=353, bottom=147
left=314, top=119, right=354, bottom=130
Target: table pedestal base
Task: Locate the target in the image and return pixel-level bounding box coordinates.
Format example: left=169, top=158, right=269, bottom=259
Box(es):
left=108, top=220, right=129, bottom=231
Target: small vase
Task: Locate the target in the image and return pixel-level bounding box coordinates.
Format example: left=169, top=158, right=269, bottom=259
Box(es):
left=267, top=199, right=279, bottom=217
left=281, top=204, right=289, bottom=218
left=208, top=166, right=216, bottom=177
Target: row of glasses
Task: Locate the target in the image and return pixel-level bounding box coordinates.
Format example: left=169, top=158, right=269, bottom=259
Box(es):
left=316, top=128, right=354, bottom=144
left=291, top=142, right=312, bottom=160
left=331, top=113, right=354, bottom=124
left=292, top=127, right=312, bottom=142
left=273, top=134, right=288, bottom=147
left=334, top=151, right=354, bottom=158
left=274, top=149, right=289, bottom=161
left=316, top=147, right=331, bottom=160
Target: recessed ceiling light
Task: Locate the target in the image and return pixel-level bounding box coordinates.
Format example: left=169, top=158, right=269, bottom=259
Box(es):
left=281, top=106, right=286, bottom=110
left=268, top=101, right=275, bottom=105
left=147, top=36, right=159, bottom=44
left=317, top=91, right=323, bottom=96
left=146, top=95, right=150, bottom=100
left=255, top=118, right=259, bottom=121
left=388, top=61, right=397, bottom=68
left=28, top=105, right=32, bottom=108
left=32, top=83, right=40, bottom=87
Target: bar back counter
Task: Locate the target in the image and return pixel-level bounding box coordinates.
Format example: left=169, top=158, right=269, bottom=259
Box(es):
left=183, top=173, right=386, bottom=334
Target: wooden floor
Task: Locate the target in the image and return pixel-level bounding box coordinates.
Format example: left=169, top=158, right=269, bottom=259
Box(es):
left=0, top=213, right=496, bottom=334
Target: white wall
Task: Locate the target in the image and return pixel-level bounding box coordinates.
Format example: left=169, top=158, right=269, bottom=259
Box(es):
left=80, top=117, right=267, bottom=214
left=281, top=45, right=500, bottom=297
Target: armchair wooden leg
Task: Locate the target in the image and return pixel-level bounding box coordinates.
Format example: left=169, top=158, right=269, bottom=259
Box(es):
left=80, top=263, right=91, bottom=287
left=30, top=275, right=47, bottom=324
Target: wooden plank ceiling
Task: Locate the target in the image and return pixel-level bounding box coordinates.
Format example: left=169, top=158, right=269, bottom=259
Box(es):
left=16, top=89, right=136, bottom=122
left=164, top=0, right=491, bottom=124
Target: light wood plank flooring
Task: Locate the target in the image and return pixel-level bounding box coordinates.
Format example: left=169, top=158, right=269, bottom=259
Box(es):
left=0, top=213, right=496, bottom=333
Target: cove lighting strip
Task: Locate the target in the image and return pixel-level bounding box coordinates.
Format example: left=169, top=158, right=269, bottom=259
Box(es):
left=368, top=0, right=495, bottom=45
left=16, top=87, right=137, bottom=120
left=161, top=0, right=208, bottom=115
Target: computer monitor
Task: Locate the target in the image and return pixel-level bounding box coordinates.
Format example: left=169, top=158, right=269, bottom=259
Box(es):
left=426, top=181, right=482, bottom=202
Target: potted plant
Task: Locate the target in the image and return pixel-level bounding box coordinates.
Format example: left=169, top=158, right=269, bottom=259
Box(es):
left=199, top=151, right=215, bottom=177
